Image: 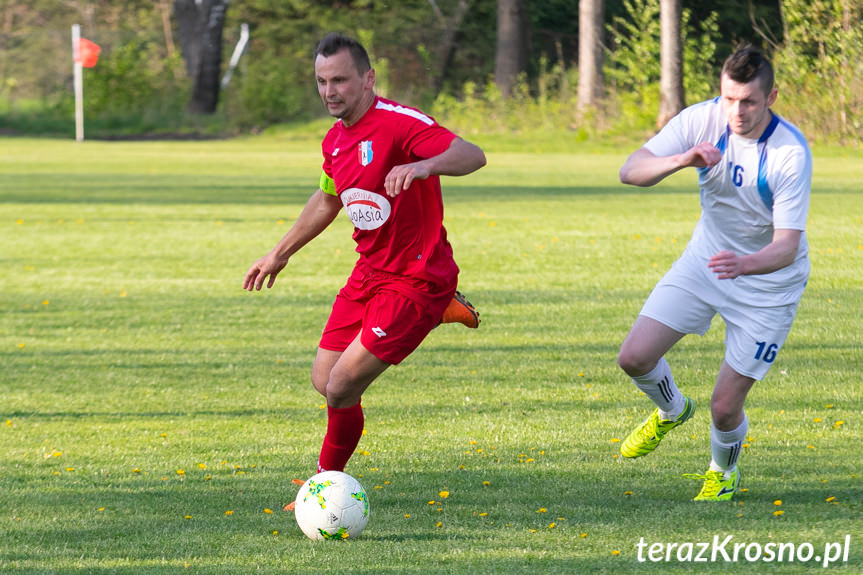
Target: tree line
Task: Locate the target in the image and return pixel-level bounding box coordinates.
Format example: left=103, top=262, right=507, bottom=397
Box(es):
left=0, top=0, right=860, bottom=144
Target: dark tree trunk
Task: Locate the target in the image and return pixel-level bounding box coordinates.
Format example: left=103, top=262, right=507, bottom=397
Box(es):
left=494, top=0, right=530, bottom=98
left=577, top=0, right=604, bottom=117
left=430, top=0, right=470, bottom=95
left=174, top=0, right=228, bottom=114
left=657, top=0, right=685, bottom=128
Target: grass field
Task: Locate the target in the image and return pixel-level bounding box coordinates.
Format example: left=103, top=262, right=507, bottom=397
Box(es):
left=1, top=134, right=861, bottom=574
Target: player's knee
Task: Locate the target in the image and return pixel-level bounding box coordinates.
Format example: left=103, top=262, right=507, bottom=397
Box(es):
left=324, top=367, right=361, bottom=407
left=617, top=346, right=654, bottom=377
left=710, top=401, right=741, bottom=430
left=310, top=370, right=327, bottom=397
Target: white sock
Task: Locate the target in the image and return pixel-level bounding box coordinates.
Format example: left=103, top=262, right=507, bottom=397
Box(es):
left=709, top=415, right=748, bottom=474
left=631, top=357, right=684, bottom=419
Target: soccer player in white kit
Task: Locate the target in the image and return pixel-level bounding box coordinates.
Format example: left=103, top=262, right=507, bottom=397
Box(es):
left=616, top=47, right=811, bottom=501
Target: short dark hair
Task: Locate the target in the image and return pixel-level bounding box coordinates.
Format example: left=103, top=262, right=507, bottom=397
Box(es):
left=314, top=33, right=371, bottom=74
left=721, top=46, right=774, bottom=95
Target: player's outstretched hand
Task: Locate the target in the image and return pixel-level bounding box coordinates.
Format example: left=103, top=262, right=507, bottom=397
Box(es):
left=384, top=161, right=431, bottom=197
left=243, top=253, right=288, bottom=291
left=708, top=250, right=744, bottom=279
left=682, top=142, right=722, bottom=170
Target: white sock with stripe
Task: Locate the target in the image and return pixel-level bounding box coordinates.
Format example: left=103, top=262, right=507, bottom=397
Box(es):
left=709, top=414, right=748, bottom=474
left=630, top=357, right=685, bottom=420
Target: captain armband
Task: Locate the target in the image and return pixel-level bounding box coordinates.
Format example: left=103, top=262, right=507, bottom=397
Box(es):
left=319, top=172, right=337, bottom=196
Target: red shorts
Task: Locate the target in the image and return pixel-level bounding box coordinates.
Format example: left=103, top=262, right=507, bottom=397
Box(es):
left=319, top=264, right=457, bottom=365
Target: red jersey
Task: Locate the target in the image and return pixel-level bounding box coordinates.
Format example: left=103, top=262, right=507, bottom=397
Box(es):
left=321, top=96, right=459, bottom=289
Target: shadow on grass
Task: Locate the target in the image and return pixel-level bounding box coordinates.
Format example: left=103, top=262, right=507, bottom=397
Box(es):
left=0, top=174, right=685, bottom=205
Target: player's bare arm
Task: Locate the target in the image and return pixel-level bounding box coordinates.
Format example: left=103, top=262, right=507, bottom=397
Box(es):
left=384, top=137, right=486, bottom=197
left=243, top=189, right=342, bottom=291
left=619, top=143, right=722, bottom=187
left=708, top=228, right=802, bottom=279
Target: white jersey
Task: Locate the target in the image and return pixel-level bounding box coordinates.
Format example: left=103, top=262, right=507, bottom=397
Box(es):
left=645, top=97, right=811, bottom=306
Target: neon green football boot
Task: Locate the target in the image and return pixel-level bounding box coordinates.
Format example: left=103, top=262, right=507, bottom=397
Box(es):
left=620, top=397, right=694, bottom=458
left=684, top=468, right=740, bottom=501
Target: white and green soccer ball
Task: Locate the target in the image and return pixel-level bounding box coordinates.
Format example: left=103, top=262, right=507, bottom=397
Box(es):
left=294, top=471, right=370, bottom=540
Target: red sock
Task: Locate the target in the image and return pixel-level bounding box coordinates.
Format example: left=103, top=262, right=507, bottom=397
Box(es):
left=317, top=402, right=364, bottom=472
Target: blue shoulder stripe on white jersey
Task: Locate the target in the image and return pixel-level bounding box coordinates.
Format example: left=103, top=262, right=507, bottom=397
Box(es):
left=375, top=100, right=434, bottom=126
left=755, top=113, right=781, bottom=211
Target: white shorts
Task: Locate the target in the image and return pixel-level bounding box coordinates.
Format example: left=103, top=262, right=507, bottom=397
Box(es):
left=640, top=251, right=802, bottom=380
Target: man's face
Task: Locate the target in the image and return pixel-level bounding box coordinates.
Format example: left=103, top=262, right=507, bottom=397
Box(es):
left=314, top=49, right=374, bottom=126
left=720, top=73, right=778, bottom=138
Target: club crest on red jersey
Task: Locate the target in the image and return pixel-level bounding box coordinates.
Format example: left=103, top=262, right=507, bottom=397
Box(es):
left=358, top=140, right=374, bottom=166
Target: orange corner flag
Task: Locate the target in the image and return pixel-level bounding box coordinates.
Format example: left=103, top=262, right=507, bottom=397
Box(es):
left=76, top=38, right=101, bottom=68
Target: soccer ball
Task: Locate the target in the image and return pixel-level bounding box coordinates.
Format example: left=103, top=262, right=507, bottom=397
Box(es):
left=294, top=471, right=370, bottom=540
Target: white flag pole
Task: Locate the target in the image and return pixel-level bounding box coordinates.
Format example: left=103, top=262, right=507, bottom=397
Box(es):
left=72, top=24, right=84, bottom=142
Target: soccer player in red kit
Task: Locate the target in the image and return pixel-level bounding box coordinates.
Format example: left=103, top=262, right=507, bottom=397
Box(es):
left=243, top=33, right=486, bottom=474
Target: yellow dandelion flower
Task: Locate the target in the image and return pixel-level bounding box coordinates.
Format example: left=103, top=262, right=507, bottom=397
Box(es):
left=610, top=438, right=620, bottom=443
left=65, top=467, right=75, bottom=472
left=435, top=522, right=442, bottom=528
left=773, top=500, right=782, bottom=506
left=537, top=508, right=547, bottom=513
left=17, top=344, right=24, bottom=349
left=580, top=533, right=587, bottom=538
left=225, top=510, right=233, bottom=516
left=825, top=496, right=836, bottom=503
left=185, top=515, right=192, bottom=520
left=814, top=418, right=822, bottom=423
left=624, top=491, right=633, bottom=496
left=529, top=529, right=537, bottom=533
left=132, top=468, right=141, bottom=473
left=773, top=510, right=784, bottom=516
left=264, top=508, right=273, bottom=514
left=42, top=300, right=49, bottom=305
left=612, top=550, right=620, bottom=556
left=482, top=481, right=490, bottom=486
left=548, top=522, right=556, bottom=529
left=479, top=512, right=487, bottom=517
left=439, top=490, right=450, bottom=499
left=272, top=530, right=279, bottom=535
left=197, top=463, right=207, bottom=470
left=404, top=514, right=411, bottom=518
left=176, top=470, right=185, bottom=476
left=427, top=500, right=436, bottom=505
